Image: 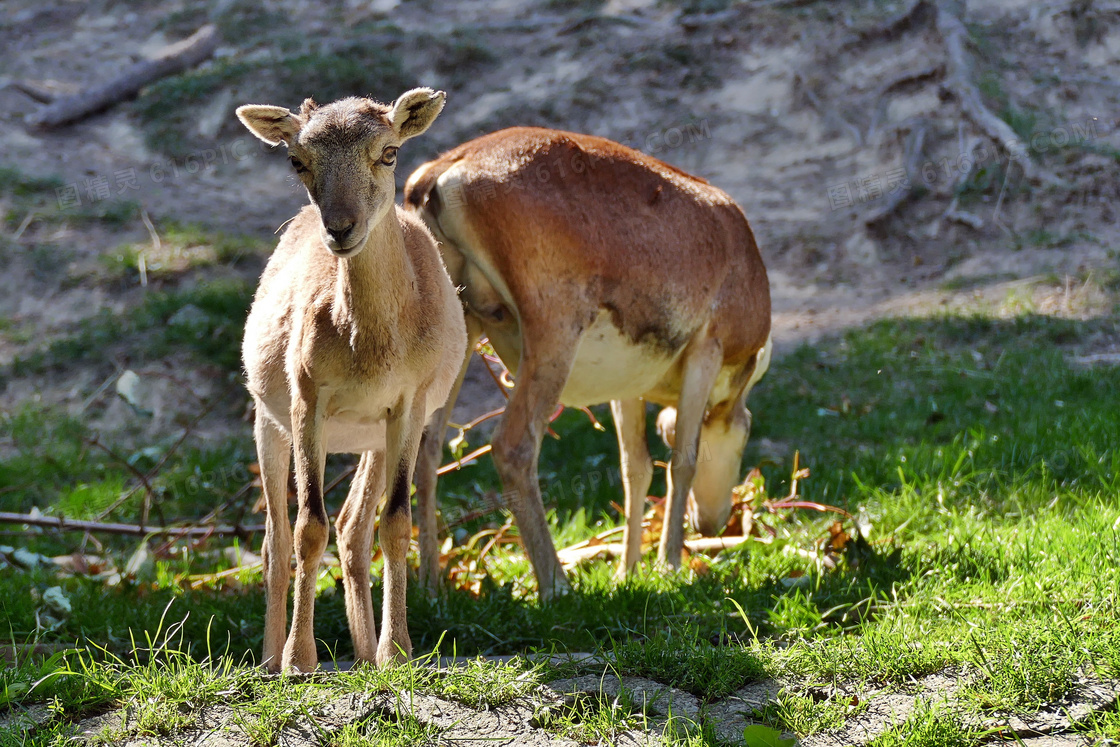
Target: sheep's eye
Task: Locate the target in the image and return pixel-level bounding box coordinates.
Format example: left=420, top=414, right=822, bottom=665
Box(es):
left=380, top=147, right=398, bottom=166
left=289, top=156, right=307, bottom=173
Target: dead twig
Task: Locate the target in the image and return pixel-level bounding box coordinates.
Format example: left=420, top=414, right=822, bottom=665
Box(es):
left=449, top=407, right=506, bottom=434
left=324, top=464, right=358, bottom=499
left=11, top=212, right=37, bottom=242
left=0, top=512, right=265, bottom=538
left=438, top=444, right=492, bottom=476
left=92, top=398, right=216, bottom=523
left=942, top=198, right=985, bottom=229
left=28, top=25, right=219, bottom=129
left=138, top=207, right=160, bottom=287
left=196, top=477, right=257, bottom=528
left=85, top=436, right=162, bottom=529
left=441, top=491, right=504, bottom=529
left=478, top=340, right=513, bottom=398
left=145, top=399, right=217, bottom=479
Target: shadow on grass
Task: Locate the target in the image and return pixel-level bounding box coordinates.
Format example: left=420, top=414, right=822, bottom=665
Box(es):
left=3, top=311, right=1119, bottom=694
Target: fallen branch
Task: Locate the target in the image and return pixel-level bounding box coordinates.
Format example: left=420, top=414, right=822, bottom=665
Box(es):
left=84, top=436, right=163, bottom=529
left=6, top=81, right=61, bottom=104
left=557, top=535, right=748, bottom=566
left=0, top=512, right=264, bottom=539
left=438, top=444, right=493, bottom=476
left=28, top=24, right=219, bottom=129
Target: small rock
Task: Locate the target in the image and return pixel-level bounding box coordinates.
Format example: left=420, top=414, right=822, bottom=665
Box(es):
left=12, top=547, right=51, bottom=569
left=702, top=680, right=784, bottom=745
left=115, top=370, right=147, bottom=411
left=168, top=304, right=211, bottom=330
left=41, top=586, right=71, bottom=616
left=0, top=704, right=53, bottom=734
left=546, top=674, right=702, bottom=723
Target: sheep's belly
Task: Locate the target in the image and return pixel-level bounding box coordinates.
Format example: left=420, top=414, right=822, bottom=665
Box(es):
left=559, top=313, right=680, bottom=408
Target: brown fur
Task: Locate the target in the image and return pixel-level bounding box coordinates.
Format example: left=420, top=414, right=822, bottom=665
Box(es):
left=239, top=90, right=466, bottom=671
left=405, top=127, right=771, bottom=595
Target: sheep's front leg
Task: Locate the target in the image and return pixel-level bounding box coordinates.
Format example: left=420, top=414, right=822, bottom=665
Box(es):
left=377, top=397, right=426, bottom=666
left=283, top=382, right=328, bottom=672
left=256, top=410, right=292, bottom=673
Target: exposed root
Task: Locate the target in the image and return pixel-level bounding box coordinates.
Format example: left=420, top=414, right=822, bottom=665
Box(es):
left=932, top=0, right=1060, bottom=186
left=866, top=120, right=929, bottom=229
left=936, top=131, right=987, bottom=232
left=845, top=0, right=936, bottom=49
left=943, top=198, right=985, bottom=229
left=794, top=73, right=864, bottom=146
left=867, top=64, right=945, bottom=139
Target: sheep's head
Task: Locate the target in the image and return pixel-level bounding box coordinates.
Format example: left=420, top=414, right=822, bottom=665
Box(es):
left=237, top=88, right=445, bottom=256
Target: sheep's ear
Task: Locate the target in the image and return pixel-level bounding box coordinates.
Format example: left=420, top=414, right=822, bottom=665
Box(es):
left=236, top=105, right=303, bottom=146
left=390, top=88, right=446, bottom=141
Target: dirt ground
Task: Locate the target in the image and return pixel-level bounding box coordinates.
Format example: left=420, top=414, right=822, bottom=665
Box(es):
left=0, top=0, right=1118, bottom=435
left=2, top=3, right=1120, bottom=744
left=7, top=663, right=1111, bottom=745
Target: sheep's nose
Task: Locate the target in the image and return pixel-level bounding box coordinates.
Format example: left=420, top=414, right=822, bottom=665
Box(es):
left=326, top=221, right=354, bottom=244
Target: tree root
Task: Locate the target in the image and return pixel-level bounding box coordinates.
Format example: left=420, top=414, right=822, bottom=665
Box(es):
left=866, top=120, right=929, bottom=229
left=845, top=0, right=936, bottom=49
left=932, top=1, right=1061, bottom=186
left=867, top=64, right=945, bottom=139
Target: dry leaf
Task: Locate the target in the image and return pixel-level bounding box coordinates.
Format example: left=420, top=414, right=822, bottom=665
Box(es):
left=690, top=555, right=711, bottom=576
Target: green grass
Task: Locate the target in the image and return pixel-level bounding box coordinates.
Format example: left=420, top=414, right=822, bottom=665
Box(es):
left=99, top=220, right=267, bottom=284
left=608, top=628, right=767, bottom=699
left=330, top=710, right=441, bottom=747
left=0, top=164, right=138, bottom=229
left=0, top=167, right=65, bottom=198
left=4, top=306, right=1120, bottom=743
left=135, top=40, right=410, bottom=156
left=9, top=277, right=254, bottom=376
left=866, top=700, right=974, bottom=747
left=756, top=689, right=861, bottom=735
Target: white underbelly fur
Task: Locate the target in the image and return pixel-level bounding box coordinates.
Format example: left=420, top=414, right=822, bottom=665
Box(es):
left=559, top=310, right=679, bottom=408
left=256, top=374, right=453, bottom=456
